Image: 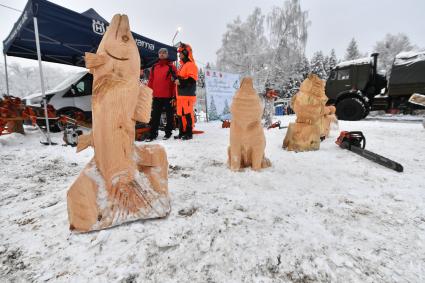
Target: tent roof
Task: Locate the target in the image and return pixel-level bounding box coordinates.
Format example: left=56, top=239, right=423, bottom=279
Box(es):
left=2, top=0, right=177, bottom=68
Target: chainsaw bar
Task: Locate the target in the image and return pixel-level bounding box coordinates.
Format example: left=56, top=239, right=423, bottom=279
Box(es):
left=337, top=131, right=403, bottom=172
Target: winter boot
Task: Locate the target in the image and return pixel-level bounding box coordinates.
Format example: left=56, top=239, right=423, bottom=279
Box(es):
left=163, top=132, right=172, bottom=140
left=145, top=132, right=158, bottom=142
left=174, top=116, right=184, bottom=139
left=181, top=113, right=193, bottom=140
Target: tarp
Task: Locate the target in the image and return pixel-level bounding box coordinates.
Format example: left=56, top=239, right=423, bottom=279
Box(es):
left=388, top=51, right=425, bottom=96
left=391, top=51, right=425, bottom=85
left=2, top=0, right=177, bottom=68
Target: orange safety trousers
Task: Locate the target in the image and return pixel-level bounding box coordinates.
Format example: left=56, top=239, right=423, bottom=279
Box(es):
left=176, top=95, right=196, bottom=131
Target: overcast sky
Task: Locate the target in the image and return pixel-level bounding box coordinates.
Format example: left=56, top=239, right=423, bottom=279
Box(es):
left=1, top=0, right=424, bottom=69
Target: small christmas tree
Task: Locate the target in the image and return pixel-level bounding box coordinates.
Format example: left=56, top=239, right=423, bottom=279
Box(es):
left=222, top=99, right=230, bottom=116
left=208, top=96, right=219, bottom=120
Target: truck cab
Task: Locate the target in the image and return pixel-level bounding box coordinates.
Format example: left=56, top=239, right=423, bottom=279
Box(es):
left=325, top=54, right=387, bottom=120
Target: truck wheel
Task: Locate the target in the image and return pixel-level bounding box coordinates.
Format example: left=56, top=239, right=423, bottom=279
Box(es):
left=336, top=98, right=366, bottom=121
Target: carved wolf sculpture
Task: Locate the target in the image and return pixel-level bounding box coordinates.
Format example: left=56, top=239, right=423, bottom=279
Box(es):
left=227, top=77, right=271, bottom=171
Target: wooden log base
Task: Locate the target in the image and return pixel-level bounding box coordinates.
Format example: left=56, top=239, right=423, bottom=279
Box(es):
left=67, top=144, right=170, bottom=232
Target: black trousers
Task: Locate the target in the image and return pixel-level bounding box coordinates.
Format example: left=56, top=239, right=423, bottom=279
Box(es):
left=150, top=97, right=174, bottom=137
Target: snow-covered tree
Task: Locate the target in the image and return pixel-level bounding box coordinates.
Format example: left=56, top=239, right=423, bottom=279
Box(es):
left=208, top=96, right=219, bottom=121
left=265, top=0, right=310, bottom=90
left=222, top=99, right=230, bottom=116
left=282, top=77, right=301, bottom=98
left=216, top=7, right=267, bottom=80
left=1, top=62, right=76, bottom=98
left=216, top=0, right=310, bottom=92
left=374, top=33, right=416, bottom=74
left=296, top=55, right=310, bottom=80
left=310, top=51, right=327, bottom=79
left=197, top=68, right=205, bottom=88
left=328, top=49, right=338, bottom=71
left=344, top=38, right=361, bottom=61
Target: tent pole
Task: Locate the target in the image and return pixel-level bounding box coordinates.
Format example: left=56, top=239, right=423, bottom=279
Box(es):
left=33, top=16, right=52, bottom=145
left=4, top=54, right=10, bottom=96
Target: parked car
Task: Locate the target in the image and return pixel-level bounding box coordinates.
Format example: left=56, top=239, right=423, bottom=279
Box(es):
left=23, top=70, right=92, bottom=131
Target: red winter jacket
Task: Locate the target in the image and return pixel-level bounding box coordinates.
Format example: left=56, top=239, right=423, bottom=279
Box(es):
left=147, top=59, right=177, bottom=98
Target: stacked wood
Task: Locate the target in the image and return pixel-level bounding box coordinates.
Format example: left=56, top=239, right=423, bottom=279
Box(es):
left=228, top=77, right=271, bottom=171
left=0, top=96, right=26, bottom=135
left=67, top=14, right=170, bottom=232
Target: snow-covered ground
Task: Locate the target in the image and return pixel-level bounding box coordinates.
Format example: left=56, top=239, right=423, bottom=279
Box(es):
left=1, top=116, right=425, bottom=283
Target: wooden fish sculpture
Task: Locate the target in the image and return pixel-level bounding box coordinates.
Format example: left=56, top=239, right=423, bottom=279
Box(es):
left=67, top=14, right=170, bottom=232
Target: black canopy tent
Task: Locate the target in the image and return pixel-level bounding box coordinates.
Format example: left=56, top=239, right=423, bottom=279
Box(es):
left=3, top=0, right=177, bottom=67
left=2, top=0, right=177, bottom=144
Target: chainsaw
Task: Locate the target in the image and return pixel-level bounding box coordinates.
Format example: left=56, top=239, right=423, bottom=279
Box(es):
left=63, top=126, right=83, bottom=147
left=221, top=119, right=231, bottom=128
left=336, top=131, right=403, bottom=172
left=267, top=120, right=288, bottom=130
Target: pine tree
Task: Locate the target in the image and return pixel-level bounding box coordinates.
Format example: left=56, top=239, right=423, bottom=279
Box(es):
left=328, top=49, right=338, bottom=69
left=197, top=68, right=205, bottom=88
left=295, top=55, right=310, bottom=80
left=208, top=96, right=219, bottom=121
left=310, top=51, right=328, bottom=79
left=344, top=38, right=361, bottom=60
left=222, top=99, right=230, bottom=116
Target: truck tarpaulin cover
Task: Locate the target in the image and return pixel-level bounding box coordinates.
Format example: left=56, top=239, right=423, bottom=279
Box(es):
left=390, top=51, right=425, bottom=85
left=2, top=0, right=177, bottom=68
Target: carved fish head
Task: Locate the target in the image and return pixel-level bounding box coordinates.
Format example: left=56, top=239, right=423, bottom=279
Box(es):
left=85, top=14, right=140, bottom=90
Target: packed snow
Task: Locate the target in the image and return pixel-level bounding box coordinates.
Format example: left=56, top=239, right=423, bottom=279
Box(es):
left=1, top=116, right=425, bottom=282
left=335, top=57, right=371, bottom=69
left=394, top=51, right=425, bottom=66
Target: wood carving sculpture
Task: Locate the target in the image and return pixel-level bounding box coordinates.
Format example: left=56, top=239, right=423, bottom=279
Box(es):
left=228, top=77, right=271, bottom=171
left=283, top=74, right=337, bottom=151
left=67, top=14, right=170, bottom=232
left=321, top=105, right=337, bottom=139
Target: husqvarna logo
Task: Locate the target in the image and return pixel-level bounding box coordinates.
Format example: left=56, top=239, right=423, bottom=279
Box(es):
left=135, top=39, right=155, bottom=50
left=92, top=19, right=106, bottom=35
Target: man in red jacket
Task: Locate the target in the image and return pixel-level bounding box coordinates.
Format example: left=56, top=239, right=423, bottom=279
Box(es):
left=146, top=48, right=177, bottom=141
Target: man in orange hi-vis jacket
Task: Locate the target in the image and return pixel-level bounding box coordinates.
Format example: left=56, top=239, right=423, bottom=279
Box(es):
left=174, top=43, right=198, bottom=140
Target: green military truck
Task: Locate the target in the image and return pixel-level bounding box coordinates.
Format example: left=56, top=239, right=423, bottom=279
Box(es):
left=325, top=51, right=425, bottom=120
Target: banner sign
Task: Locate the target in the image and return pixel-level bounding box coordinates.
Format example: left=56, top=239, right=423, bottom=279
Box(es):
left=205, top=70, right=240, bottom=120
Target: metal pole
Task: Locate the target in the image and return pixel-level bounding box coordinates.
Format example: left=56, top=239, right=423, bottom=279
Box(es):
left=204, top=88, right=209, bottom=122
left=4, top=54, right=10, bottom=96
left=33, top=17, right=51, bottom=145
left=172, top=31, right=178, bottom=46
